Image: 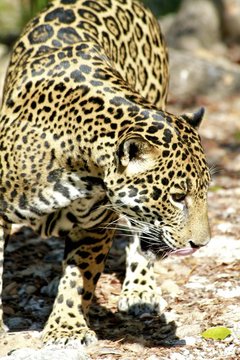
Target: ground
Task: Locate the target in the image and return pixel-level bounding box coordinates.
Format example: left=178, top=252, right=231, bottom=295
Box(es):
left=0, top=94, right=240, bottom=359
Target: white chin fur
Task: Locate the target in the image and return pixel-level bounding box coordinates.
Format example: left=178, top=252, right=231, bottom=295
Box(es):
left=142, top=249, right=157, bottom=261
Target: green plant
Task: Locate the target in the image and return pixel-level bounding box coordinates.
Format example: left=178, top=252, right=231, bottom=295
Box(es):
left=21, top=0, right=49, bottom=27
left=142, top=0, right=182, bottom=16
left=201, top=326, right=232, bottom=341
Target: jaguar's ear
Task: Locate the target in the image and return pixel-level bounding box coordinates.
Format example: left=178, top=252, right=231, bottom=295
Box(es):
left=117, top=137, right=146, bottom=167
left=181, top=107, right=205, bottom=129
left=116, top=136, right=153, bottom=174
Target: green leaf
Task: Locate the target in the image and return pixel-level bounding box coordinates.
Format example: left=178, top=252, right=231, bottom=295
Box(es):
left=209, top=185, right=222, bottom=192
left=201, top=326, right=232, bottom=340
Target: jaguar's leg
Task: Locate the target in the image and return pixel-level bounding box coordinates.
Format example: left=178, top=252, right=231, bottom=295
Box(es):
left=118, top=231, right=167, bottom=315
left=0, top=220, right=11, bottom=332
left=42, top=221, right=116, bottom=347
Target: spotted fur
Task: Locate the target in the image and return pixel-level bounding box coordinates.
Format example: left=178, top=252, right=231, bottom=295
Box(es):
left=0, top=0, right=210, bottom=346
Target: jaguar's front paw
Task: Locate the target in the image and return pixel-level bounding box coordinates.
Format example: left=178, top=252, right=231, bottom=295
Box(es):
left=42, top=327, right=98, bottom=347
left=118, top=290, right=167, bottom=316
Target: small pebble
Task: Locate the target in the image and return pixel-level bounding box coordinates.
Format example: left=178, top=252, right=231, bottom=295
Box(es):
left=170, top=353, right=186, bottom=360
left=161, top=280, right=181, bottom=297
left=184, top=336, right=197, bottom=346
left=6, top=317, right=32, bottom=330
left=4, top=282, right=18, bottom=296
left=41, top=277, right=59, bottom=297
left=147, top=355, right=161, bottom=360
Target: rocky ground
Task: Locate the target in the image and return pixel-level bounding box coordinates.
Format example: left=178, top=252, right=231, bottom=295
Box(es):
left=0, top=1, right=240, bottom=359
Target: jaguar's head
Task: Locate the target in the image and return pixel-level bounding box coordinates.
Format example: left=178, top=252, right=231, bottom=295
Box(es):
left=105, top=108, right=211, bottom=259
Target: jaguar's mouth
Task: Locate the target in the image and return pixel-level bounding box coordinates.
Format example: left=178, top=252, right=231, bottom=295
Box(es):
left=169, top=248, right=198, bottom=256
left=140, top=233, right=198, bottom=259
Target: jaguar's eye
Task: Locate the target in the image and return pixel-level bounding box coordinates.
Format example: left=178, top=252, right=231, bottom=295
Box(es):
left=171, top=193, right=186, bottom=203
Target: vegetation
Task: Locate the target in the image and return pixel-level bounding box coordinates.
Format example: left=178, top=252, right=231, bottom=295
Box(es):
left=142, top=0, right=182, bottom=16
left=22, top=0, right=182, bottom=25
left=21, top=0, right=48, bottom=25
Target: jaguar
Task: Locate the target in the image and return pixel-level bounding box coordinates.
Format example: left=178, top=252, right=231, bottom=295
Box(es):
left=0, top=0, right=211, bottom=346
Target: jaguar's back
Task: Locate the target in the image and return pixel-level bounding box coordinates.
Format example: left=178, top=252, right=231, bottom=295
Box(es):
left=3, top=0, right=168, bottom=110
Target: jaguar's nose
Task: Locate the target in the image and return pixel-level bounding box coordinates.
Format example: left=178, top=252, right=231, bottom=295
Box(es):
left=189, top=240, right=203, bottom=249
